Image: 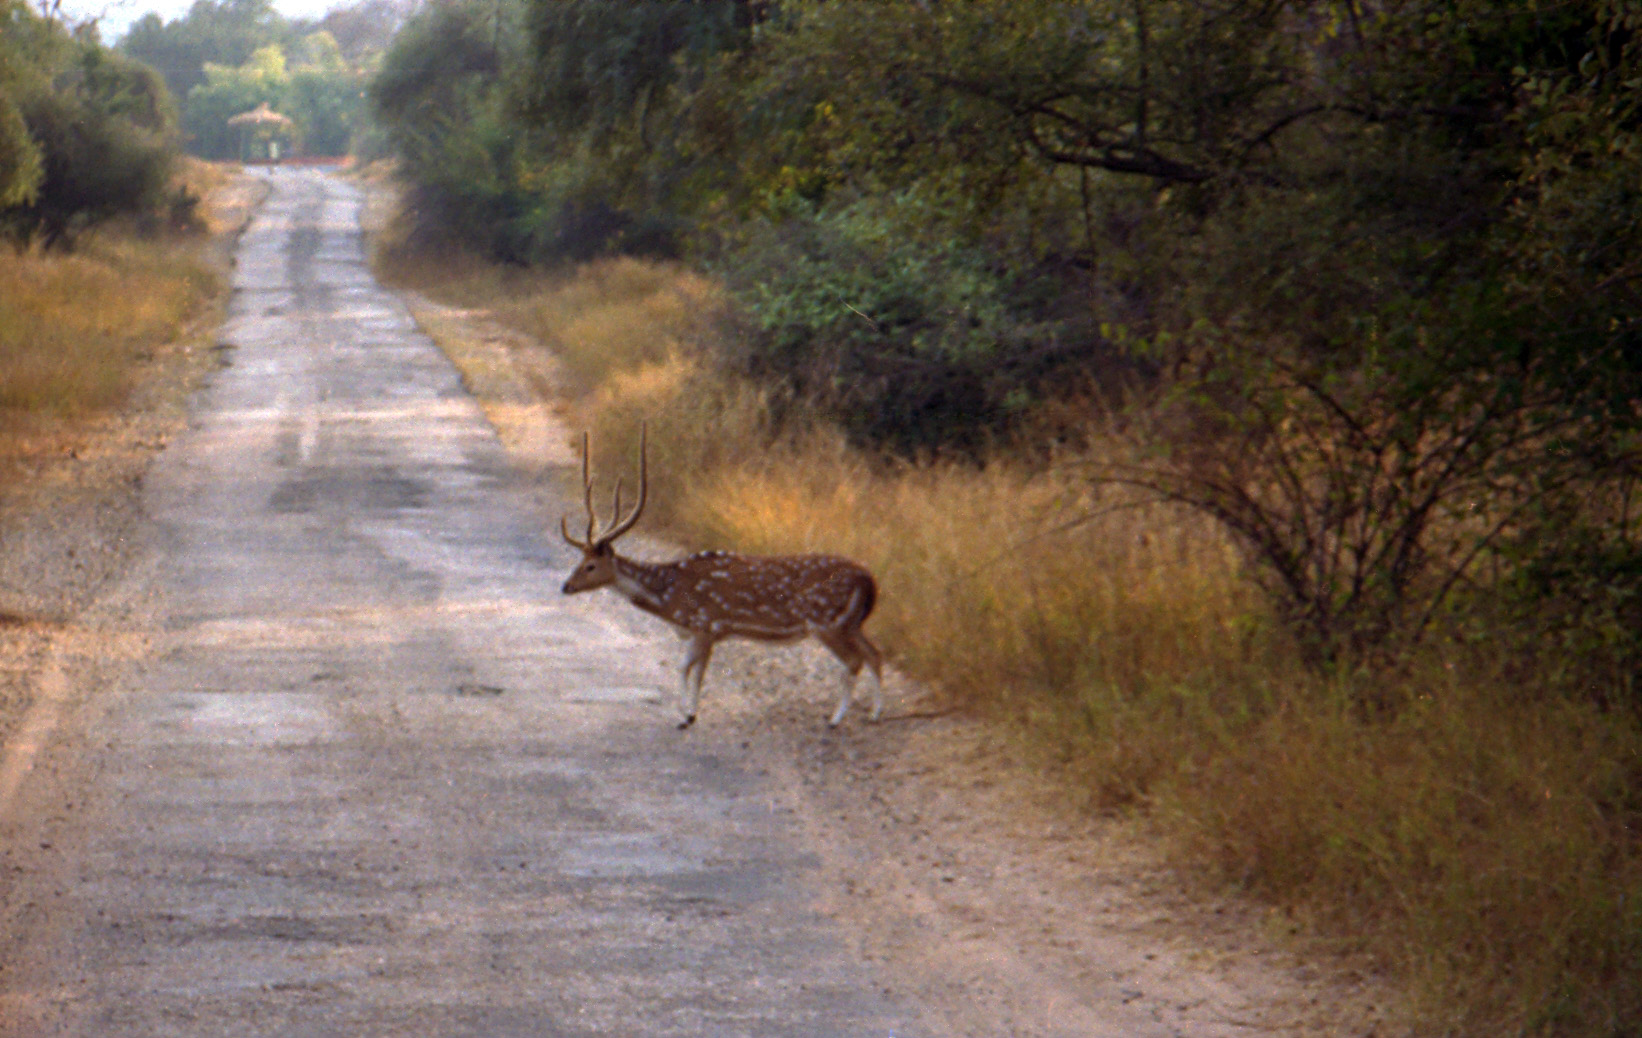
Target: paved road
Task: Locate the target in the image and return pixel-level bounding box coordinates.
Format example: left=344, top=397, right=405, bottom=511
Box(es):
left=0, top=171, right=918, bottom=1036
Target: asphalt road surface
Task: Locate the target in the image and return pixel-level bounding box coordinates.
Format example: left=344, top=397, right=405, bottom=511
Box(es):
left=0, top=170, right=923, bottom=1037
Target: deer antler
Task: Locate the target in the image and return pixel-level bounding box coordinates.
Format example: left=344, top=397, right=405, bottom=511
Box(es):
left=596, top=423, right=647, bottom=546
left=561, top=431, right=596, bottom=549
left=560, top=424, right=648, bottom=550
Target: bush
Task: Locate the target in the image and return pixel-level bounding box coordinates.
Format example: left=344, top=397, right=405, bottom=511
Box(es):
left=368, top=0, right=534, bottom=260
left=1, top=15, right=178, bottom=247
left=720, top=200, right=1104, bottom=454
left=1494, top=511, right=1642, bottom=711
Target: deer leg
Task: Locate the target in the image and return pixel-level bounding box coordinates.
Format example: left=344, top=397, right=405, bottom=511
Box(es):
left=678, top=634, right=714, bottom=729
left=856, top=631, right=885, bottom=722
left=829, top=667, right=860, bottom=728
left=819, top=631, right=865, bottom=727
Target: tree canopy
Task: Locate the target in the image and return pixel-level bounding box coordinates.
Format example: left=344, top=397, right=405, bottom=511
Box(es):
left=121, top=0, right=399, bottom=159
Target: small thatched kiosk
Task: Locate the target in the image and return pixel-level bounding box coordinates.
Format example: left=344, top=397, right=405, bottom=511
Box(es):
left=227, top=103, right=295, bottom=164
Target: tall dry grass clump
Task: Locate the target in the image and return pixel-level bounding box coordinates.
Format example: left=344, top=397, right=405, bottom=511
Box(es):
left=373, top=219, right=718, bottom=397
left=493, top=259, right=719, bottom=396
left=1, top=158, right=231, bottom=475
left=391, top=246, right=1642, bottom=1038
left=680, top=435, right=1283, bottom=803
left=0, top=236, right=215, bottom=427
left=1171, top=669, right=1642, bottom=1035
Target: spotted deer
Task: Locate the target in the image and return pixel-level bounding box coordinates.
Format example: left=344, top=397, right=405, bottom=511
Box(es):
left=559, top=427, right=884, bottom=729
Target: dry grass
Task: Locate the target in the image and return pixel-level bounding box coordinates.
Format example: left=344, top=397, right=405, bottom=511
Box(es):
left=375, top=224, right=718, bottom=397
left=672, top=432, right=1276, bottom=799
left=391, top=245, right=1642, bottom=1038
left=493, top=260, right=719, bottom=395
left=0, top=158, right=229, bottom=449
left=1176, top=676, right=1642, bottom=1036
left=0, top=238, right=213, bottom=420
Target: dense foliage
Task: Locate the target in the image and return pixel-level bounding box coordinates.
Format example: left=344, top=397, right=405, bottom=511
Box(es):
left=373, top=0, right=755, bottom=261
left=121, top=0, right=290, bottom=100
left=0, top=0, right=180, bottom=245
left=121, top=0, right=399, bottom=159
left=0, top=2, right=45, bottom=208
left=368, top=0, right=521, bottom=251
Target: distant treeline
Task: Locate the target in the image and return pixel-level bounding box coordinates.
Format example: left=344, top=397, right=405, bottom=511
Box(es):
left=0, top=0, right=402, bottom=243
left=120, top=0, right=406, bottom=159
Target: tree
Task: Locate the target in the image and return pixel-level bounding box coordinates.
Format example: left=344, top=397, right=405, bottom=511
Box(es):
left=370, top=0, right=526, bottom=256
left=117, top=0, right=396, bottom=160
left=369, top=0, right=756, bottom=260
left=310, top=0, right=414, bottom=66
left=503, top=0, right=757, bottom=256
left=285, top=32, right=369, bottom=156
left=512, top=0, right=753, bottom=152
left=1095, top=0, right=1642, bottom=672
left=0, top=0, right=46, bottom=207
left=120, top=0, right=289, bottom=101
left=183, top=43, right=287, bottom=159
left=1, top=2, right=179, bottom=245
left=750, top=1, right=1313, bottom=190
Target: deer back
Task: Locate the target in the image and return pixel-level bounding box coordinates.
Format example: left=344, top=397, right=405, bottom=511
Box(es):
left=633, top=550, right=876, bottom=639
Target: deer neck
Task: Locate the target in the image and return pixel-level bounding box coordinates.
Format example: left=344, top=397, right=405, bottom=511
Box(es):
left=610, top=553, right=677, bottom=615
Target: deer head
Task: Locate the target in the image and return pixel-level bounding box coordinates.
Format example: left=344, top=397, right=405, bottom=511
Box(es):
left=560, top=425, right=647, bottom=594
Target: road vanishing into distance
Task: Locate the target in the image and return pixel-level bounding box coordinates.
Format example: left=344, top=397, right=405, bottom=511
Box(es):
left=0, top=170, right=920, bottom=1037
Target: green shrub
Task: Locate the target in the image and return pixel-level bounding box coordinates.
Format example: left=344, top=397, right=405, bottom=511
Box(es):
left=719, top=199, right=1102, bottom=454
left=1, top=17, right=178, bottom=247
